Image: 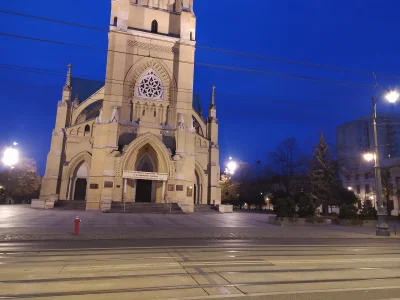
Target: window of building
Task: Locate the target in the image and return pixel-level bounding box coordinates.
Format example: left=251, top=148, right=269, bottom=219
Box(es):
left=365, top=184, right=370, bottom=194
left=154, top=110, right=156, bottom=117
left=151, top=20, right=158, bottom=33
left=137, top=70, right=164, bottom=100
left=356, top=174, right=360, bottom=180
left=365, top=173, right=369, bottom=180
left=356, top=185, right=361, bottom=194
left=142, top=110, right=145, bottom=116
left=84, top=124, right=90, bottom=136
left=346, top=175, right=351, bottom=181
left=113, top=17, right=118, bottom=26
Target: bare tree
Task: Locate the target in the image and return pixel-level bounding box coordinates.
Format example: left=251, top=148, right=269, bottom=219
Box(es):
left=269, top=137, right=308, bottom=194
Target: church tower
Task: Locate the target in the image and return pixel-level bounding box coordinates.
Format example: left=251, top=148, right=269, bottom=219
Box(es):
left=36, top=0, right=221, bottom=211
left=86, top=0, right=201, bottom=210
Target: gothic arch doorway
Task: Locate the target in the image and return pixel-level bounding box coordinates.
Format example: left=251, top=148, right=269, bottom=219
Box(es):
left=194, top=170, right=201, bottom=204
left=135, top=155, right=157, bottom=203
left=72, top=162, right=89, bottom=201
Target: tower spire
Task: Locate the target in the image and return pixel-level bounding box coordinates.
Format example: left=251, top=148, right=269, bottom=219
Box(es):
left=64, top=64, right=72, bottom=91
left=210, top=85, right=216, bottom=109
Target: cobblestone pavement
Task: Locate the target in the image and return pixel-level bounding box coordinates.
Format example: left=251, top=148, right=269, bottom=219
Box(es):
left=0, top=205, right=396, bottom=241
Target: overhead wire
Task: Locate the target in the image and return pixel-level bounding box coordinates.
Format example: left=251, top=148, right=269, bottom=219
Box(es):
left=0, top=31, right=374, bottom=89
left=0, top=77, right=366, bottom=112
left=1, top=8, right=399, bottom=79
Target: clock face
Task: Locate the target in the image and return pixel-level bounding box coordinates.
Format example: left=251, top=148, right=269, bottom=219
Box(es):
left=137, top=70, right=164, bottom=100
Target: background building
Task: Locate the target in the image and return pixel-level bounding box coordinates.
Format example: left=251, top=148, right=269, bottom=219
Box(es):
left=337, top=115, right=400, bottom=215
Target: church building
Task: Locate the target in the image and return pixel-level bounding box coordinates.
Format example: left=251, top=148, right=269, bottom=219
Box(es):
left=37, top=0, right=221, bottom=212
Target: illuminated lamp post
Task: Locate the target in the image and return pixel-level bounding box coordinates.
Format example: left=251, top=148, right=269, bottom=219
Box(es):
left=363, top=90, right=399, bottom=236
left=2, top=142, right=19, bottom=203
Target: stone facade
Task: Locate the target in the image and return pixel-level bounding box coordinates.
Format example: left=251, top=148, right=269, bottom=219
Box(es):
left=38, top=0, right=221, bottom=212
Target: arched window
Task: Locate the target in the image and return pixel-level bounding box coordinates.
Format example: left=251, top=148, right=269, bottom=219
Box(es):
left=113, top=17, right=118, bottom=26
left=151, top=20, right=158, bottom=33
left=84, top=125, right=90, bottom=136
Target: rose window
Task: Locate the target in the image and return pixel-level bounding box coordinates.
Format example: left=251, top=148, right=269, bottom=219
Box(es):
left=137, top=70, right=164, bottom=100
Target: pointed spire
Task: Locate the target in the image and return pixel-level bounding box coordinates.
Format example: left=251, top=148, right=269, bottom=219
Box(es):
left=210, top=85, right=216, bottom=109
left=64, top=64, right=72, bottom=91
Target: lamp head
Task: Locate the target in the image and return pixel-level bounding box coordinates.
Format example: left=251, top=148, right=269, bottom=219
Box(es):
left=363, top=152, right=374, bottom=162
left=2, top=147, right=19, bottom=167
left=386, top=90, right=399, bottom=103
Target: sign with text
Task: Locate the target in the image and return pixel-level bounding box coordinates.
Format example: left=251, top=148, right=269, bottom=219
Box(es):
left=123, top=170, right=168, bottom=181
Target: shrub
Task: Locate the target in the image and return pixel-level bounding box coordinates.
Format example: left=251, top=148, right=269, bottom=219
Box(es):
left=273, top=197, right=296, bottom=218
left=297, top=196, right=315, bottom=218
left=360, top=201, right=377, bottom=220
left=339, top=204, right=358, bottom=219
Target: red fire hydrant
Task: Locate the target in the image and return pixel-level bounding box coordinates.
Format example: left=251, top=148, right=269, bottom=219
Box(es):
left=74, top=217, right=81, bottom=235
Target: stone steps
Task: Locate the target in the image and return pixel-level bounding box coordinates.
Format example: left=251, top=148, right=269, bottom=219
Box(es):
left=54, top=200, right=86, bottom=210
left=194, top=204, right=218, bottom=213
left=108, top=202, right=184, bottom=214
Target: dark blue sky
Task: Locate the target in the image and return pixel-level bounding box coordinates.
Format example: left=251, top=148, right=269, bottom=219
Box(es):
left=1, top=0, right=400, bottom=174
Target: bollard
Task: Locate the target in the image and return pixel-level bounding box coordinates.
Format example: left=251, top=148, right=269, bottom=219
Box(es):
left=74, top=216, right=81, bottom=235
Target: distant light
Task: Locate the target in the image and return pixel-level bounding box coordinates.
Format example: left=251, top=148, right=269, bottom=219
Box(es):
left=370, top=196, right=374, bottom=200
left=13, top=142, right=18, bottom=146
left=348, top=187, right=353, bottom=191
left=363, top=153, right=374, bottom=162
left=227, top=161, right=237, bottom=175
left=2, top=147, right=19, bottom=167
left=229, top=157, right=232, bottom=160
left=386, top=90, right=399, bottom=103
left=260, top=192, right=263, bottom=195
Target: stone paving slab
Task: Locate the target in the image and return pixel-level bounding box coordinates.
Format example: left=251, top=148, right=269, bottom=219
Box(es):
left=0, top=205, right=397, bottom=241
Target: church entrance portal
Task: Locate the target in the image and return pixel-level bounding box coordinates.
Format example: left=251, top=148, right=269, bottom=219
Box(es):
left=135, top=180, right=152, bottom=203
left=74, top=178, right=87, bottom=201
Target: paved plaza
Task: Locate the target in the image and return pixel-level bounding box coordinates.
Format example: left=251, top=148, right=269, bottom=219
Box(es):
left=0, top=205, right=398, bottom=241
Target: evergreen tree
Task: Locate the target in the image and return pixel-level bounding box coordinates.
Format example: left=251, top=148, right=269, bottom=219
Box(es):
left=309, top=133, right=338, bottom=215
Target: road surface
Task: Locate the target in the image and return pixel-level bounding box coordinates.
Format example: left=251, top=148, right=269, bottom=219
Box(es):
left=1, top=239, right=400, bottom=299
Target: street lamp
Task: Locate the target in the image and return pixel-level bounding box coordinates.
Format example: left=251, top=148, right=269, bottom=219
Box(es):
left=2, top=143, right=19, bottom=203
left=2, top=147, right=19, bottom=167
left=363, top=153, right=375, bottom=162
left=226, top=157, right=237, bottom=175
left=369, top=89, right=399, bottom=236
left=347, top=187, right=353, bottom=191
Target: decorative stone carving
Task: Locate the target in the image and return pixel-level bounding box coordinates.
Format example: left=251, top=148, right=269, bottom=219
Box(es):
left=58, top=100, right=68, bottom=107
left=67, top=137, right=84, bottom=143
left=111, top=106, right=120, bottom=122
left=161, top=130, right=175, bottom=137
left=127, top=39, right=179, bottom=54
left=96, top=109, right=104, bottom=124
left=119, top=126, right=138, bottom=134
left=127, top=59, right=172, bottom=101
left=137, top=70, right=164, bottom=100
left=177, top=113, right=185, bottom=130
